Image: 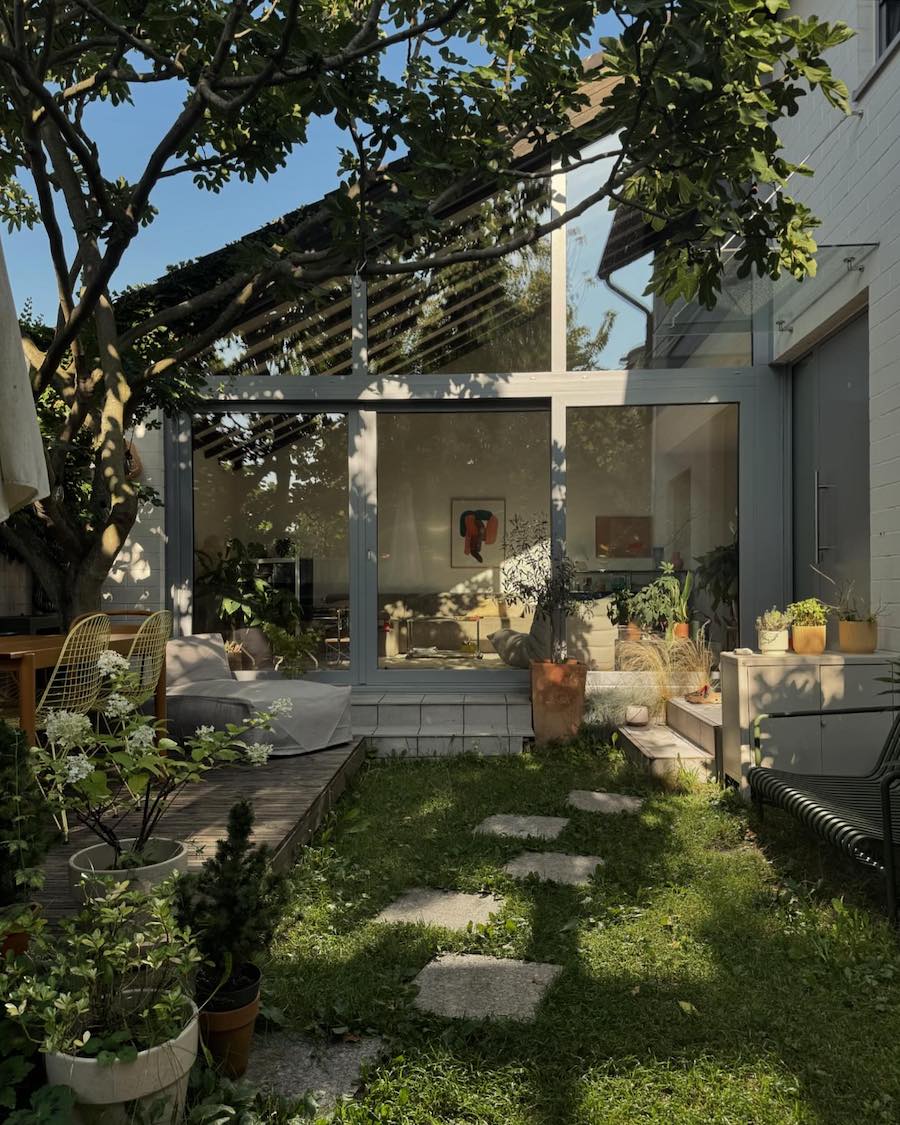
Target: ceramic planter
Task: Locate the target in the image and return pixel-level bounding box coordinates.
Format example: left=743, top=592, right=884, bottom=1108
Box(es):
left=791, top=625, right=827, bottom=655
left=839, top=620, right=878, bottom=654
left=68, top=837, right=189, bottom=904
left=530, top=659, right=587, bottom=745
left=198, top=963, right=261, bottom=1078
left=757, top=627, right=790, bottom=654
left=44, top=1001, right=198, bottom=1125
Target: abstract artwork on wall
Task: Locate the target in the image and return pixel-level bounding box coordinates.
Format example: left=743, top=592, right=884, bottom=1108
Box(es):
left=451, top=499, right=506, bottom=568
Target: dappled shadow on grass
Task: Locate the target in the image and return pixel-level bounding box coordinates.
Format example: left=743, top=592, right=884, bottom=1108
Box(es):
left=268, top=747, right=900, bottom=1124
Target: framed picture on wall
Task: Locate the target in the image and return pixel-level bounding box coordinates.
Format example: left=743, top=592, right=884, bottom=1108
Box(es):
left=451, top=499, right=506, bottom=568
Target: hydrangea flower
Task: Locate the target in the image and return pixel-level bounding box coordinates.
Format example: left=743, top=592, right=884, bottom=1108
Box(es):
left=44, top=710, right=94, bottom=750
left=245, top=742, right=273, bottom=766
left=126, top=724, right=156, bottom=753
left=269, top=697, right=294, bottom=718
left=64, top=753, right=94, bottom=785
left=194, top=725, right=215, bottom=739
left=97, top=650, right=131, bottom=677
left=104, top=693, right=135, bottom=720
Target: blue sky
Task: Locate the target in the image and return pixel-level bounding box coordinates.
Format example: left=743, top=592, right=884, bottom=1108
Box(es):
left=4, top=22, right=619, bottom=322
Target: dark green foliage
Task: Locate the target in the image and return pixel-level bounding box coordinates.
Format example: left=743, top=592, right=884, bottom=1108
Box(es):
left=0, top=720, right=54, bottom=908
left=175, top=799, right=287, bottom=993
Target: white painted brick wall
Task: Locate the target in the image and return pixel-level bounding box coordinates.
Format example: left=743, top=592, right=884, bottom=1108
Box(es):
left=102, top=419, right=166, bottom=613
left=778, top=1, right=900, bottom=648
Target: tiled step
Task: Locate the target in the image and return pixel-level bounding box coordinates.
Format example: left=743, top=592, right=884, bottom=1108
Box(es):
left=352, top=693, right=533, bottom=738
left=617, top=723, right=715, bottom=787
left=665, top=698, right=723, bottom=775
left=365, top=733, right=526, bottom=759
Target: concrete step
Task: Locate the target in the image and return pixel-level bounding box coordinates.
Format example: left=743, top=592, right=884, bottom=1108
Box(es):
left=365, top=733, right=526, bottom=759
left=665, top=697, right=723, bottom=771
left=617, top=722, right=716, bottom=787
left=351, top=693, right=533, bottom=738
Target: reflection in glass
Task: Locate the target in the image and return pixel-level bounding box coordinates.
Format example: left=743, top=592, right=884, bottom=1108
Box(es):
left=192, top=412, right=349, bottom=672
left=567, top=404, right=739, bottom=651
left=376, top=410, right=549, bottom=669
left=368, top=184, right=551, bottom=375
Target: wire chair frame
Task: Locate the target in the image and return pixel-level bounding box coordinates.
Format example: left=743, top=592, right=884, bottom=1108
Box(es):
left=120, top=610, right=173, bottom=707
left=34, top=613, right=111, bottom=729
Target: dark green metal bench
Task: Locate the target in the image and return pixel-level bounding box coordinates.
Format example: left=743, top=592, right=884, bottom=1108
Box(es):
left=748, top=708, right=900, bottom=922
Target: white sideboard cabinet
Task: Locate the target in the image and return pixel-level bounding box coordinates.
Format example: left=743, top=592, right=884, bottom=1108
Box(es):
left=720, top=651, right=897, bottom=788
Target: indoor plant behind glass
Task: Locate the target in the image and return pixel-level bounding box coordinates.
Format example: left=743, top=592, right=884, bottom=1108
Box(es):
left=174, top=798, right=287, bottom=1077
left=606, top=588, right=640, bottom=640
left=0, top=721, right=54, bottom=957
left=503, top=515, right=592, bottom=744
left=30, top=652, right=286, bottom=902
left=755, top=607, right=793, bottom=654
left=0, top=883, right=201, bottom=1125
left=787, top=598, right=829, bottom=655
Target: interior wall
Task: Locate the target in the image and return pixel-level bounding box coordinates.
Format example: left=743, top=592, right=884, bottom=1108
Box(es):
left=377, top=411, right=550, bottom=602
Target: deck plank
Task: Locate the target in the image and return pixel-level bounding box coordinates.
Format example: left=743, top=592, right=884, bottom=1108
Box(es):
left=37, top=740, right=366, bottom=921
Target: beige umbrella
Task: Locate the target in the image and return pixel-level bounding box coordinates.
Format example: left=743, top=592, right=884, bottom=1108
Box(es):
left=0, top=239, right=48, bottom=522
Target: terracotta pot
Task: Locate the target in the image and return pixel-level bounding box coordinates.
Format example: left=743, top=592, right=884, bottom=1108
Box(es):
left=530, top=659, right=587, bottom=745
left=791, top=624, right=826, bottom=655
left=757, top=627, right=790, bottom=654
left=199, top=964, right=261, bottom=1078
left=68, top=837, right=189, bottom=904
left=623, top=622, right=641, bottom=641
left=672, top=623, right=690, bottom=639
left=1, top=903, right=41, bottom=958
left=45, top=1000, right=198, bottom=1125
left=839, top=620, right=878, bottom=654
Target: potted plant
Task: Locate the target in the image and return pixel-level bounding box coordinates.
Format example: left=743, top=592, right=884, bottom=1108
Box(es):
left=618, top=632, right=717, bottom=717
left=0, top=722, right=54, bottom=958
left=174, top=799, right=286, bottom=1077
left=755, top=607, right=793, bottom=654
left=695, top=537, right=739, bottom=648
left=30, top=651, right=286, bottom=902
left=503, top=515, right=592, bottom=744
left=657, top=561, right=693, bottom=638
left=224, top=639, right=246, bottom=672
left=0, top=884, right=201, bottom=1124
left=606, top=588, right=640, bottom=640
left=787, top=598, right=829, bottom=654
left=818, top=574, right=882, bottom=654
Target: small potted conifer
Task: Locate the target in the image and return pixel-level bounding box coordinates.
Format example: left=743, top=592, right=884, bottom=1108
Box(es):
left=174, top=799, right=287, bottom=1077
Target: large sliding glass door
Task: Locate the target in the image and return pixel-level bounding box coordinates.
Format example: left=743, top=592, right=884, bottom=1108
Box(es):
left=375, top=408, right=550, bottom=673
left=191, top=410, right=351, bottom=674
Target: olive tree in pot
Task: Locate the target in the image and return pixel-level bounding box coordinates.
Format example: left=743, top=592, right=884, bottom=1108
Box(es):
left=174, top=799, right=287, bottom=1078
left=0, top=883, right=201, bottom=1124
left=503, top=516, right=592, bottom=744
left=29, top=650, right=285, bottom=903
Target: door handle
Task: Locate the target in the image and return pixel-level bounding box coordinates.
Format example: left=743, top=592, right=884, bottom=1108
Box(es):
left=815, top=470, right=835, bottom=560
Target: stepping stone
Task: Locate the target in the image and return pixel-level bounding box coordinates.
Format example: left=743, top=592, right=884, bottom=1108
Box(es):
left=475, top=814, right=569, bottom=840
left=503, top=851, right=604, bottom=885
left=376, top=888, right=503, bottom=930
left=567, top=790, right=645, bottom=814
left=412, top=953, right=561, bottom=1021
left=245, top=1031, right=383, bottom=1114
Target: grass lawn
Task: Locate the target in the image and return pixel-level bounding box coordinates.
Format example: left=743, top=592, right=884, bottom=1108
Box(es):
left=259, top=738, right=900, bottom=1124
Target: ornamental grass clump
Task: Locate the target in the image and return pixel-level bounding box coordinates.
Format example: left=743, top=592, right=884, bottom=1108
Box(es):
left=0, top=882, right=200, bottom=1060
left=30, top=651, right=292, bottom=867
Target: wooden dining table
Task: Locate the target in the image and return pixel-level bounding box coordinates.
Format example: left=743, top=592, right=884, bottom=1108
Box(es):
left=0, top=628, right=166, bottom=746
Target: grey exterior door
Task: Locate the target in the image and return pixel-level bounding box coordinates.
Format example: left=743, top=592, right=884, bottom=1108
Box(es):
left=792, top=312, right=870, bottom=612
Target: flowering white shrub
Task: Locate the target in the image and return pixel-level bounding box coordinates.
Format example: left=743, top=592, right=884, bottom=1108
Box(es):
left=269, top=697, right=294, bottom=718
left=44, top=710, right=94, bottom=751
left=104, top=692, right=135, bottom=720
left=245, top=742, right=273, bottom=766
left=64, top=753, right=93, bottom=785
left=97, top=650, right=131, bottom=678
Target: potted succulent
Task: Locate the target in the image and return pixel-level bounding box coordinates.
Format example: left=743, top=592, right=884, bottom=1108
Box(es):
left=503, top=515, right=592, bottom=744
left=30, top=651, right=286, bottom=902
left=0, top=721, right=54, bottom=958
left=787, top=598, right=829, bottom=655
left=606, top=588, right=640, bottom=640
left=755, top=607, right=793, bottom=654
left=0, top=883, right=201, bottom=1124
left=174, top=799, right=286, bottom=1077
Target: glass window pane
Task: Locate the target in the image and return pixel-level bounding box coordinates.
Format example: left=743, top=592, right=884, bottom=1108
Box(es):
left=567, top=404, right=739, bottom=659
left=192, top=412, right=349, bottom=671
left=368, top=185, right=551, bottom=375
left=376, top=410, right=549, bottom=670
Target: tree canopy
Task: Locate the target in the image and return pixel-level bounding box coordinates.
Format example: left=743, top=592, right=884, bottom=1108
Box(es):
left=0, top=0, right=852, bottom=617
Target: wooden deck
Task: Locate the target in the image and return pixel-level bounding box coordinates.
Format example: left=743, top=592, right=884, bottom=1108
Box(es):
left=37, top=739, right=366, bottom=921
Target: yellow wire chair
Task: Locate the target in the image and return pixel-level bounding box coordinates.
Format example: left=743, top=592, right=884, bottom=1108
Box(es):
left=0, top=612, right=112, bottom=733
left=94, top=609, right=173, bottom=709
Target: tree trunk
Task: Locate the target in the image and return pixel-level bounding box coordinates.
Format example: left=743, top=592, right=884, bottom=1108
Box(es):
left=59, top=569, right=107, bottom=627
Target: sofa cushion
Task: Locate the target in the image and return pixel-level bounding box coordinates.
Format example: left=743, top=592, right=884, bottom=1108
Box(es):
left=166, top=633, right=232, bottom=684
left=490, top=613, right=552, bottom=668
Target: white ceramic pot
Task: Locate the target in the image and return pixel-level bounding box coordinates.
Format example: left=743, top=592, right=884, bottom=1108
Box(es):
left=67, top=838, right=189, bottom=904
left=757, top=627, right=790, bottom=654
left=45, top=1001, right=198, bottom=1125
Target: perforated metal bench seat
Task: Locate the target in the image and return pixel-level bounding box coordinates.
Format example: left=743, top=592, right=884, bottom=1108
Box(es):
left=748, top=711, right=900, bottom=922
